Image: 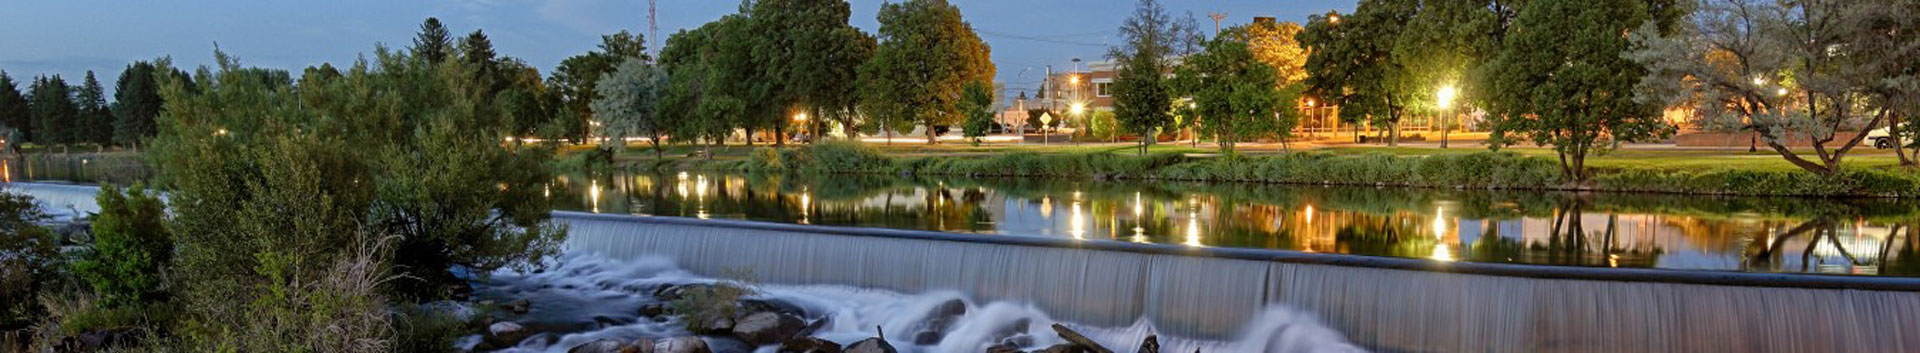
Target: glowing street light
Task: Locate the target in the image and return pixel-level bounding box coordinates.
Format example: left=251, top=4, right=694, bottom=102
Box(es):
left=1070, top=102, right=1086, bottom=115
left=1329, top=14, right=1341, bottom=24
left=793, top=112, right=808, bottom=122
left=1775, top=88, right=1789, bottom=97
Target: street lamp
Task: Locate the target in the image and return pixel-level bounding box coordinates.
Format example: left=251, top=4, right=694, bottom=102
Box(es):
left=1436, top=85, right=1456, bottom=149
left=793, top=112, right=810, bottom=143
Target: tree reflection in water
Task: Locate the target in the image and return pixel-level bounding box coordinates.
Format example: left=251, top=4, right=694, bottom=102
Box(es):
left=549, top=171, right=1920, bottom=277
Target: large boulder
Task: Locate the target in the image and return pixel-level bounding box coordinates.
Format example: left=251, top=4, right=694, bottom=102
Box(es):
left=485, top=321, right=536, bottom=348
left=570, top=338, right=640, bottom=353
left=655, top=336, right=712, bottom=353
left=776, top=337, right=842, bottom=353
left=740, top=298, right=808, bottom=318
left=731, top=312, right=806, bottom=345
left=843, top=338, right=896, bottom=353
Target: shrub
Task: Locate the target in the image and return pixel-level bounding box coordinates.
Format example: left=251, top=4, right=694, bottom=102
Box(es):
left=73, top=185, right=173, bottom=309
left=0, top=191, right=57, bottom=331
left=667, top=268, right=759, bottom=334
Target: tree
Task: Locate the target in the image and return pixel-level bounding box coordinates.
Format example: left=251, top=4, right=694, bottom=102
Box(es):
left=959, top=81, right=995, bottom=145
left=1630, top=0, right=1902, bottom=175
left=751, top=0, right=876, bottom=144
left=550, top=31, right=650, bottom=143
left=460, top=29, right=498, bottom=66
left=1108, top=0, right=1179, bottom=155
left=593, top=58, right=672, bottom=158
left=659, top=24, right=738, bottom=157
left=0, top=192, right=55, bottom=330
left=858, top=0, right=995, bottom=145
left=28, top=75, right=76, bottom=148
left=1300, top=0, right=1418, bottom=146
left=73, top=185, right=172, bottom=309
left=1240, top=20, right=1310, bottom=85
left=1483, top=0, right=1671, bottom=182
left=114, top=61, right=186, bottom=148
left=0, top=72, right=29, bottom=142
left=412, top=17, right=453, bottom=63
left=76, top=71, right=113, bottom=146
left=1174, top=29, right=1290, bottom=155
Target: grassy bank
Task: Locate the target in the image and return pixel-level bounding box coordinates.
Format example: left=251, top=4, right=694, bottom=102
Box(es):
left=673, top=142, right=1920, bottom=198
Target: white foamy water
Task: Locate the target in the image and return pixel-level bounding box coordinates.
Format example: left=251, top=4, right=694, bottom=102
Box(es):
left=466, top=253, right=1363, bottom=353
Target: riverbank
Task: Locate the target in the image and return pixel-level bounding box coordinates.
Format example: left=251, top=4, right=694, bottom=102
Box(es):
left=611, top=142, right=1920, bottom=198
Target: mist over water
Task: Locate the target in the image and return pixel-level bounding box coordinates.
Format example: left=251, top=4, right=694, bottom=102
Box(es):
left=464, top=253, right=1364, bottom=353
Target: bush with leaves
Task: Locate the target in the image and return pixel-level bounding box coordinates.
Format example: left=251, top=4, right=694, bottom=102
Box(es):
left=72, top=185, right=172, bottom=309
left=0, top=191, right=57, bottom=331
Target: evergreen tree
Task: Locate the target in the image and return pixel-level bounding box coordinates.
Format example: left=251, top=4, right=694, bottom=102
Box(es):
left=0, top=72, right=29, bottom=142
left=28, top=75, right=76, bottom=147
left=76, top=71, right=113, bottom=146
left=114, top=62, right=169, bottom=148
left=459, top=29, right=497, bottom=65
left=412, top=17, right=454, bottom=63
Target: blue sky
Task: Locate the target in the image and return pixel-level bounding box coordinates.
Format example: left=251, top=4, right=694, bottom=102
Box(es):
left=0, top=0, right=1352, bottom=94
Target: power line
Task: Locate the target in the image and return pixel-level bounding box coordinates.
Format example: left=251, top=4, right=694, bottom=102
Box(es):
left=974, top=29, right=1110, bottom=48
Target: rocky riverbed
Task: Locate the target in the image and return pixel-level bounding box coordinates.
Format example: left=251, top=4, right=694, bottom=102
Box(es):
left=454, top=254, right=1362, bottom=353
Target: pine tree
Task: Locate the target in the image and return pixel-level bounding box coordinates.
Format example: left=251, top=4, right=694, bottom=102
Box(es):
left=114, top=61, right=167, bottom=148
left=76, top=71, right=113, bottom=146
left=460, top=29, right=497, bottom=65
left=28, top=75, right=76, bottom=147
left=0, top=72, right=30, bottom=142
left=412, top=17, right=453, bottom=63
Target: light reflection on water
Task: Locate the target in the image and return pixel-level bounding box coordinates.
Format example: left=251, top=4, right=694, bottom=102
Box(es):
left=549, top=171, right=1920, bottom=277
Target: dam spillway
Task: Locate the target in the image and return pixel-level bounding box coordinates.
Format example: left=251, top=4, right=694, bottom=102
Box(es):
left=9, top=181, right=1918, bottom=352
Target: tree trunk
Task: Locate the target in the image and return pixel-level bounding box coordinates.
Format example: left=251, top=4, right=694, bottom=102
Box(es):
left=774, top=122, right=786, bottom=147
left=1891, top=112, right=1915, bottom=166
left=925, top=122, right=938, bottom=145
left=745, top=127, right=755, bottom=147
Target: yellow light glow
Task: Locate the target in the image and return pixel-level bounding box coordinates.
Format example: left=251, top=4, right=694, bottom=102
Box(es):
left=590, top=180, right=602, bottom=213
left=1071, top=102, right=1086, bottom=115
left=1329, top=14, right=1340, bottom=23
left=1432, top=206, right=1447, bottom=238
left=1775, top=88, right=1789, bottom=97
left=1752, top=77, right=1767, bottom=86
left=214, top=128, right=229, bottom=136
left=1070, top=201, right=1086, bottom=240
left=1070, top=75, right=1080, bottom=85
left=1304, top=205, right=1314, bottom=224
left=1184, top=212, right=1202, bottom=247
left=1436, top=85, right=1457, bottom=110
left=793, top=113, right=808, bottom=121
left=1431, top=245, right=1454, bottom=262
left=1306, top=98, right=1316, bottom=107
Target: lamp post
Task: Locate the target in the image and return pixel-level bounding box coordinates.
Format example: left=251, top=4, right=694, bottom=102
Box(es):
left=1436, top=85, right=1456, bottom=149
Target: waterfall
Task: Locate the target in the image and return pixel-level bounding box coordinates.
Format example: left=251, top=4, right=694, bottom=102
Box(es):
left=558, top=213, right=1920, bottom=352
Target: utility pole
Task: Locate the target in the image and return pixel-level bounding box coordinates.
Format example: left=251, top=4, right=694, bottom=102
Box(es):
left=1208, top=12, right=1228, bottom=34
left=649, top=0, right=659, bottom=58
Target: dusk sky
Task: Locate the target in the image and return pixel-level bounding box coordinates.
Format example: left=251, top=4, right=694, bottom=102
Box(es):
left=0, top=0, right=1352, bottom=95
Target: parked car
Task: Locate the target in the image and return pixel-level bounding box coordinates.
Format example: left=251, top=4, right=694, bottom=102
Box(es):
left=1868, top=124, right=1906, bottom=149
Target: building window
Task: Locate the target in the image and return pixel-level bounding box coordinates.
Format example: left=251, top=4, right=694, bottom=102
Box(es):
left=1095, top=82, right=1113, bottom=97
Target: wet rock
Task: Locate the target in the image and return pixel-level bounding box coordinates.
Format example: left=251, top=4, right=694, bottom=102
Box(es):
left=1136, top=335, right=1159, bottom=353
left=1048, top=324, right=1110, bottom=353
left=570, top=338, right=639, bottom=353
left=689, top=316, right=735, bottom=335
left=1035, top=344, right=1087, bottom=353
left=632, top=338, right=658, bottom=353
left=655, top=336, right=712, bottom=353
left=485, top=321, right=535, bottom=348
left=998, top=333, right=1035, bottom=349
left=776, top=337, right=842, bottom=353
left=843, top=338, right=896, bottom=353
left=740, top=298, right=809, bottom=318
left=704, top=336, right=754, bottom=353
left=797, top=317, right=830, bottom=337
left=911, top=299, right=968, bottom=345
left=654, top=283, right=713, bottom=301
left=593, top=315, right=634, bottom=328
left=503, top=299, right=532, bottom=314
left=986, top=344, right=1025, bottom=353
left=731, top=312, right=806, bottom=345
left=638, top=303, right=667, bottom=318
